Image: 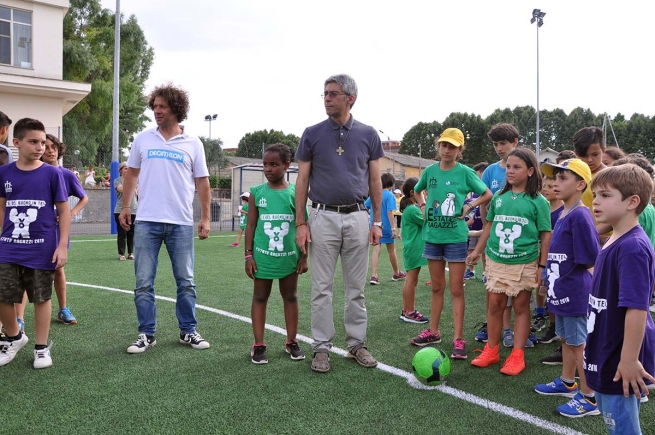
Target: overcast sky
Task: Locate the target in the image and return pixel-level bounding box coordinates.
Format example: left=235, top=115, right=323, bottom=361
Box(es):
left=100, top=0, right=655, bottom=148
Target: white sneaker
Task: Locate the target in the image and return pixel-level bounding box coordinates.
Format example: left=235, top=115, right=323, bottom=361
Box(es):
left=33, top=342, right=53, bottom=369
left=0, top=333, right=29, bottom=366
left=649, top=301, right=655, bottom=313
left=180, top=332, right=210, bottom=349
left=127, top=333, right=156, bottom=354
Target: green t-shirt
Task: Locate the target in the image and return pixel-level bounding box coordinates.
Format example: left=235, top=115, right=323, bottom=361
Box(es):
left=401, top=204, right=427, bottom=270
left=251, top=183, right=300, bottom=279
left=415, top=162, right=487, bottom=244
left=239, top=203, right=249, bottom=229
left=485, top=190, right=552, bottom=264
left=638, top=203, right=655, bottom=249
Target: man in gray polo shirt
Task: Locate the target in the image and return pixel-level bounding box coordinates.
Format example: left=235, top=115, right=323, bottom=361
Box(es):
left=295, top=74, right=383, bottom=373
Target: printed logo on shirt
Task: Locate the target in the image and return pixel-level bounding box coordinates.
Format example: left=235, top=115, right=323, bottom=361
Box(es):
left=4, top=181, right=11, bottom=193
left=426, top=192, right=458, bottom=229
left=586, top=294, right=607, bottom=335
left=492, top=179, right=499, bottom=190
left=546, top=253, right=568, bottom=305
left=258, top=197, right=268, bottom=208
left=495, top=198, right=502, bottom=208
left=428, top=177, right=438, bottom=189
left=147, top=149, right=185, bottom=163
left=0, top=207, right=45, bottom=245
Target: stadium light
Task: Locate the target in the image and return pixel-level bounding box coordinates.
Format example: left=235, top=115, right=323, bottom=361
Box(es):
left=205, top=114, right=217, bottom=139
left=531, top=9, right=546, bottom=160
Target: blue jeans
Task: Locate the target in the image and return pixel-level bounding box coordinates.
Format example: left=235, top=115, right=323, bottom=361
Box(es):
left=133, top=221, right=197, bottom=335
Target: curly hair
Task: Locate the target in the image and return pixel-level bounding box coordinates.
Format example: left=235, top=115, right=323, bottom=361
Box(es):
left=46, top=133, right=66, bottom=156
left=147, top=83, right=190, bottom=123
left=264, top=143, right=293, bottom=163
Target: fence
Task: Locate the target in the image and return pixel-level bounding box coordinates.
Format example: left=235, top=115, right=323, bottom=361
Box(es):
left=70, top=188, right=238, bottom=236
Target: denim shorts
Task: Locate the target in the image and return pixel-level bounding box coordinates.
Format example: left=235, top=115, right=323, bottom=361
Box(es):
left=423, top=242, right=468, bottom=263
left=555, top=314, right=587, bottom=346
left=596, top=393, right=642, bottom=435
left=0, top=263, right=54, bottom=304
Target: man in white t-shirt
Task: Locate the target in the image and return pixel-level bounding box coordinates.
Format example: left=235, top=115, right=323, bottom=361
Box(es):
left=119, top=83, right=212, bottom=354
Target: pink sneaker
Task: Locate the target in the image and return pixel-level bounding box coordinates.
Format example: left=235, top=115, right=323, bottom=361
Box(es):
left=229, top=242, right=239, bottom=247
left=392, top=271, right=407, bottom=281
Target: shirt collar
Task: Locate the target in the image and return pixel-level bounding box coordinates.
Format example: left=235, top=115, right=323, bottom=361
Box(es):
left=153, top=125, right=188, bottom=140
left=327, top=115, right=354, bottom=131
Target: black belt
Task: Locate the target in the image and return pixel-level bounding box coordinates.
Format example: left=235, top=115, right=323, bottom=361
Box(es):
left=311, top=202, right=367, bottom=214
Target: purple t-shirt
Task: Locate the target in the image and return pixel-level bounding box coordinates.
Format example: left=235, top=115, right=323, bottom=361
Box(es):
left=296, top=116, right=384, bottom=205
left=0, top=163, right=68, bottom=270
left=550, top=204, right=563, bottom=229
left=60, top=167, right=86, bottom=199
left=545, top=207, right=600, bottom=316
left=465, top=193, right=483, bottom=231
left=584, top=225, right=655, bottom=395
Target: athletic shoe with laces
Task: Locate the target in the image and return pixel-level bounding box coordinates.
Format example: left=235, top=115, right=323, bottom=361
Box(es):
left=57, top=307, right=77, bottom=325
left=451, top=338, right=467, bottom=359
left=525, top=333, right=539, bottom=348
left=463, top=269, right=476, bottom=280
left=127, top=333, right=156, bottom=354
left=285, top=340, right=305, bottom=360
left=400, top=309, right=429, bottom=324
left=530, top=315, right=547, bottom=332
left=0, top=333, right=28, bottom=366
left=33, top=342, right=54, bottom=369
left=411, top=329, right=441, bottom=346
left=500, top=349, right=526, bottom=376
left=17, top=317, right=25, bottom=333
left=471, top=343, right=500, bottom=368
left=229, top=242, right=239, bottom=247
left=370, top=276, right=380, bottom=285
left=503, top=329, right=514, bottom=347
left=640, top=393, right=649, bottom=403
left=392, top=271, right=407, bottom=281
left=557, top=392, right=600, bottom=418
left=474, top=322, right=488, bottom=342
left=534, top=377, right=578, bottom=397
left=541, top=346, right=564, bottom=365
left=251, top=344, right=268, bottom=364
left=650, top=299, right=655, bottom=313
left=180, top=332, right=210, bottom=349
left=537, top=328, right=559, bottom=344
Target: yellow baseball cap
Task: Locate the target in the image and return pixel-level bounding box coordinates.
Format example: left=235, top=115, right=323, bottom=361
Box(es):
left=541, top=158, right=592, bottom=186
left=437, top=128, right=465, bottom=147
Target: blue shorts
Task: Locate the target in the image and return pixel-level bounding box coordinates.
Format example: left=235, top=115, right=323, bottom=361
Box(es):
left=555, top=314, right=587, bottom=346
left=380, top=236, right=395, bottom=245
left=423, top=242, right=468, bottom=263
left=596, top=393, right=642, bottom=435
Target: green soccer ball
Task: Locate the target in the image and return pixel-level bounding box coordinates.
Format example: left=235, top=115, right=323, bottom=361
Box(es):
left=412, top=347, right=451, bottom=385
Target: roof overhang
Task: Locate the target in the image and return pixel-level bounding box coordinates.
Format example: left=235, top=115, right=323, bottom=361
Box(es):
left=0, top=73, right=91, bottom=115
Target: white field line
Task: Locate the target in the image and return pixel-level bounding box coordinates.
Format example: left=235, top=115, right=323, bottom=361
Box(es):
left=68, top=281, right=588, bottom=435
left=70, top=234, right=234, bottom=243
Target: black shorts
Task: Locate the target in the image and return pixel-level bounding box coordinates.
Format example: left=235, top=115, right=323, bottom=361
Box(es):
left=0, top=264, right=54, bottom=304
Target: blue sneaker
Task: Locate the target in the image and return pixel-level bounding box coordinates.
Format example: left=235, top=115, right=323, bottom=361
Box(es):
left=557, top=392, right=600, bottom=418
left=463, top=269, right=475, bottom=280
left=503, top=329, right=514, bottom=347
left=17, top=318, right=24, bottom=333
left=57, top=307, right=77, bottom=325
left=525, top=333, right=539, bottom=348
left=474, top=322, right=488, bottom=342
left=535, top=377, right=578, bottom=397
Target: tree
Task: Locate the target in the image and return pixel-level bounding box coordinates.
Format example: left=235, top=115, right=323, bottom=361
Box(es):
left=398, top=121, right=442, bottom=159
left=441, top=112, right=494, bottom=165
left=236, top=130, right=300, bottom=159
left=199, top=136, right=229, bottom=171
left=62, top=0, right=154, bottom=166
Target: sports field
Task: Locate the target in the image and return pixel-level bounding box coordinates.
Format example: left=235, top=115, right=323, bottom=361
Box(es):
left=5, top=234, right=653, bottom=434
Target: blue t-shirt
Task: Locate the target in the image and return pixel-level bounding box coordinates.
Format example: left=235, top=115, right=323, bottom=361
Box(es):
left=0, top=163, right=68, bottom=270
left=365, top=189, right=396, bottom=239
left=545, top=207, right=600, bottom=316
left=584, top=226, right=655, bottom=395
left=481, top=161, right=506, bottom=194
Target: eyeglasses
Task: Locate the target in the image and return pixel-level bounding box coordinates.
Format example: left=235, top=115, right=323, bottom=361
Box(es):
left=321, top=91, right=348, bottom=99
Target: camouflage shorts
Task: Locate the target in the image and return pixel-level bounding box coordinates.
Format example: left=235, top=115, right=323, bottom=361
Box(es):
left=0, top=264, right=54, bottom=304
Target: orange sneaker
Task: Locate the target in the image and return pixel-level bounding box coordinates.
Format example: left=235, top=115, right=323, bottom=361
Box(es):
left=500, top=349, right=525, bottom=376
left=470, top=343, right=501, bottom=368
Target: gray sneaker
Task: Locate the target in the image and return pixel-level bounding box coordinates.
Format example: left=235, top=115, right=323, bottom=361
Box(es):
left=503, top=329, right=514, bottom=348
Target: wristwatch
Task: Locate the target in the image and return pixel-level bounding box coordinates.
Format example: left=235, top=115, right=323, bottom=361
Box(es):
left=372, top=222, right=382, bottom=227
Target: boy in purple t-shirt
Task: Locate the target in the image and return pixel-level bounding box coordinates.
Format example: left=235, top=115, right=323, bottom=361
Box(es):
left=586, top=164, right=655, bottom=434
left=0, top=118, right=70, bottom=369
left=536, top=159, right=601, bottom=417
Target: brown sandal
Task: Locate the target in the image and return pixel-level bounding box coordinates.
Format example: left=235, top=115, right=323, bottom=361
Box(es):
left=311, top=352, right=330, bottom=373
left=119, top=255, right=126, bottom=261
left=348, top=346, right=378, bottom=368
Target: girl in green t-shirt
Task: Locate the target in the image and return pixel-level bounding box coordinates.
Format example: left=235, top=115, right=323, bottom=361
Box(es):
left=244, top=144, right=309, bottom=365
left=412, top=128, right=492, bottom=361
left=467, top=148, right=552, bottom=376
left=399, top=177, right=429, bottom=325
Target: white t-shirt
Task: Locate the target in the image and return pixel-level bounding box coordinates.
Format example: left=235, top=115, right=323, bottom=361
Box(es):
left=127, top=127, right=209, bottom=225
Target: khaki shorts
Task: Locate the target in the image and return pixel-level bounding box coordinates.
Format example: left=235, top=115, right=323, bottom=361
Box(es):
left=484, top=257, right=537, bottom=297
left=0, top=264, right=54, bottom=304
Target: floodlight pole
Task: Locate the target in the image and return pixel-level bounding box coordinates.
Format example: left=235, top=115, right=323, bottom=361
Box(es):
left=531, top=9, right=545, bottom=160
left=205, top=114, right=217, bottom=139
left=110, top=0, right=121, bottom=235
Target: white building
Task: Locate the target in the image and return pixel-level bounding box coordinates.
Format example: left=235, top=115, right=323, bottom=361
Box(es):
left=0, top=0, right=90, bottom=154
